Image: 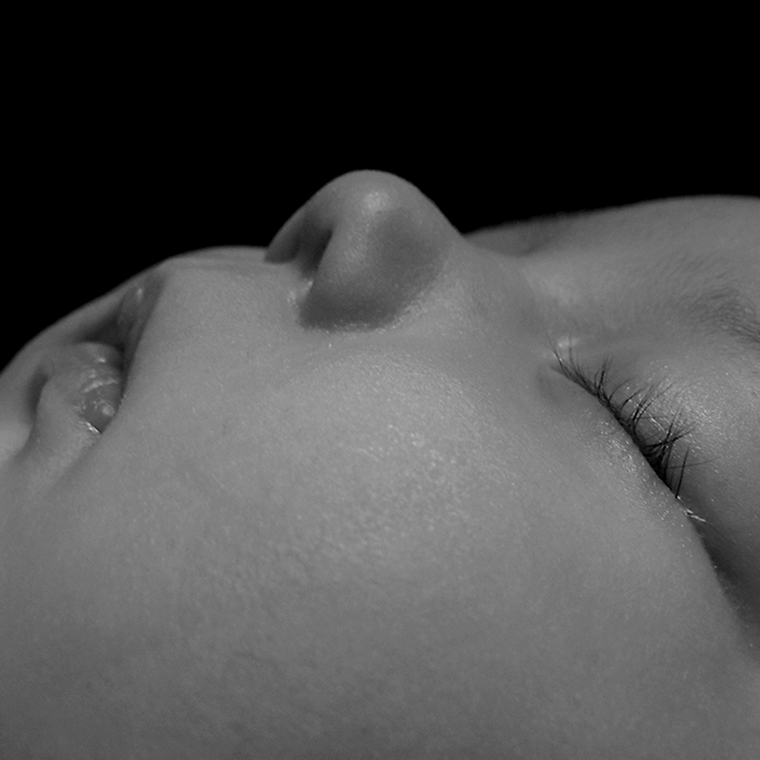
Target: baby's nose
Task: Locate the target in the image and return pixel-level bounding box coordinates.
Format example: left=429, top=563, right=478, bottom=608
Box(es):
left=266, top=170, right=459, bottom=330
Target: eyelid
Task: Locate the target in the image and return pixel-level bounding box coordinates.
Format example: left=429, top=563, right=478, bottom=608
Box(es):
left=553, top=348, right=698, bottom=501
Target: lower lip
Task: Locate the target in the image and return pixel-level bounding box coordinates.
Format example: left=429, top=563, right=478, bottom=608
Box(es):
left=39, top=342, right=124, bottom=434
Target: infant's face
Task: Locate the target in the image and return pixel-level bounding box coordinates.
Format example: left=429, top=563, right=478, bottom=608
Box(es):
left=1, top=173, right=758, bottom=758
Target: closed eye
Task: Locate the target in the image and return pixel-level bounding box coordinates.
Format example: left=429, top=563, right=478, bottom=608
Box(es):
left=554, top=350, right=696, bottom=500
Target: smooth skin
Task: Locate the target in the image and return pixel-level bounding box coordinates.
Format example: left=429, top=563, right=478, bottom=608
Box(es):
left=0, top=172, right=758, bottom=758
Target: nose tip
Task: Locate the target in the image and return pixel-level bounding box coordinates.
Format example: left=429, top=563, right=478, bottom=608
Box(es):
left=267, top=170, right=459, bottom=330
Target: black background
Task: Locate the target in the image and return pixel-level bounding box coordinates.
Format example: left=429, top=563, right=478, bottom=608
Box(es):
left=5, top=98, right=757, bottom=373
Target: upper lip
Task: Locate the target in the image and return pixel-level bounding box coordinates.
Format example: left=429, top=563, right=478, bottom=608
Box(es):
left=91, top=269, right=163, bottom=379
left=114, top=275, right=158, bottom=373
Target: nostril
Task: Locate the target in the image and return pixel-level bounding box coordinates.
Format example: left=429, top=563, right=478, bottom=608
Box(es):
left=266, top=205, right=335, bottom=274
left=299, top=224, right=333, bottom=275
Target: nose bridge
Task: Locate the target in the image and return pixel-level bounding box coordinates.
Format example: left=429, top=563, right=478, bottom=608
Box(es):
left=267, top=171, right=459, bottom=330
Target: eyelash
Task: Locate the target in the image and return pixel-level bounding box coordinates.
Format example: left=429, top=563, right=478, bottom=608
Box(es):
left=555, top=351, right=693, bottom=499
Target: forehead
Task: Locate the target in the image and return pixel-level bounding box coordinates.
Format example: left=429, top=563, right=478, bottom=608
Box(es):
left=583, top=196, right=759, bottom=335
left=550, top=196, right=758, bottom=269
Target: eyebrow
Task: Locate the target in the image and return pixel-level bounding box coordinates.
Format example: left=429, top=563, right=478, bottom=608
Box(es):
left=683, top=285, right=760, bottom=357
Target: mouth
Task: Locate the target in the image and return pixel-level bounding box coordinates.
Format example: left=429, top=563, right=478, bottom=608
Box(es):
left=38, top=342, right=124, bottom=434
left=32, top=271, right=162, bottom=438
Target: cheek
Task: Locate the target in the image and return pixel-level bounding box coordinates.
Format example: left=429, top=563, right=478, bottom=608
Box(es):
left=2, top=368, right=755, bottom=754
left=183, top=377, right=747, bottom=727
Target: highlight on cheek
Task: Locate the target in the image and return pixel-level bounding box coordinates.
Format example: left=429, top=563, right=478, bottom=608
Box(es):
left=0, top=421, right=28, bottom=461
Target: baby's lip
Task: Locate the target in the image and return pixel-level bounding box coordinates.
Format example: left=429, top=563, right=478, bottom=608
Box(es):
left=112, top=270, right=164, bottom=377
left=25, top=274, right=163, bottom=453
left=40, top=270, right=165, bottom=433
left=38, top=342, right=124, bottom=434
left=0, top=268, right=165, bottom=464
